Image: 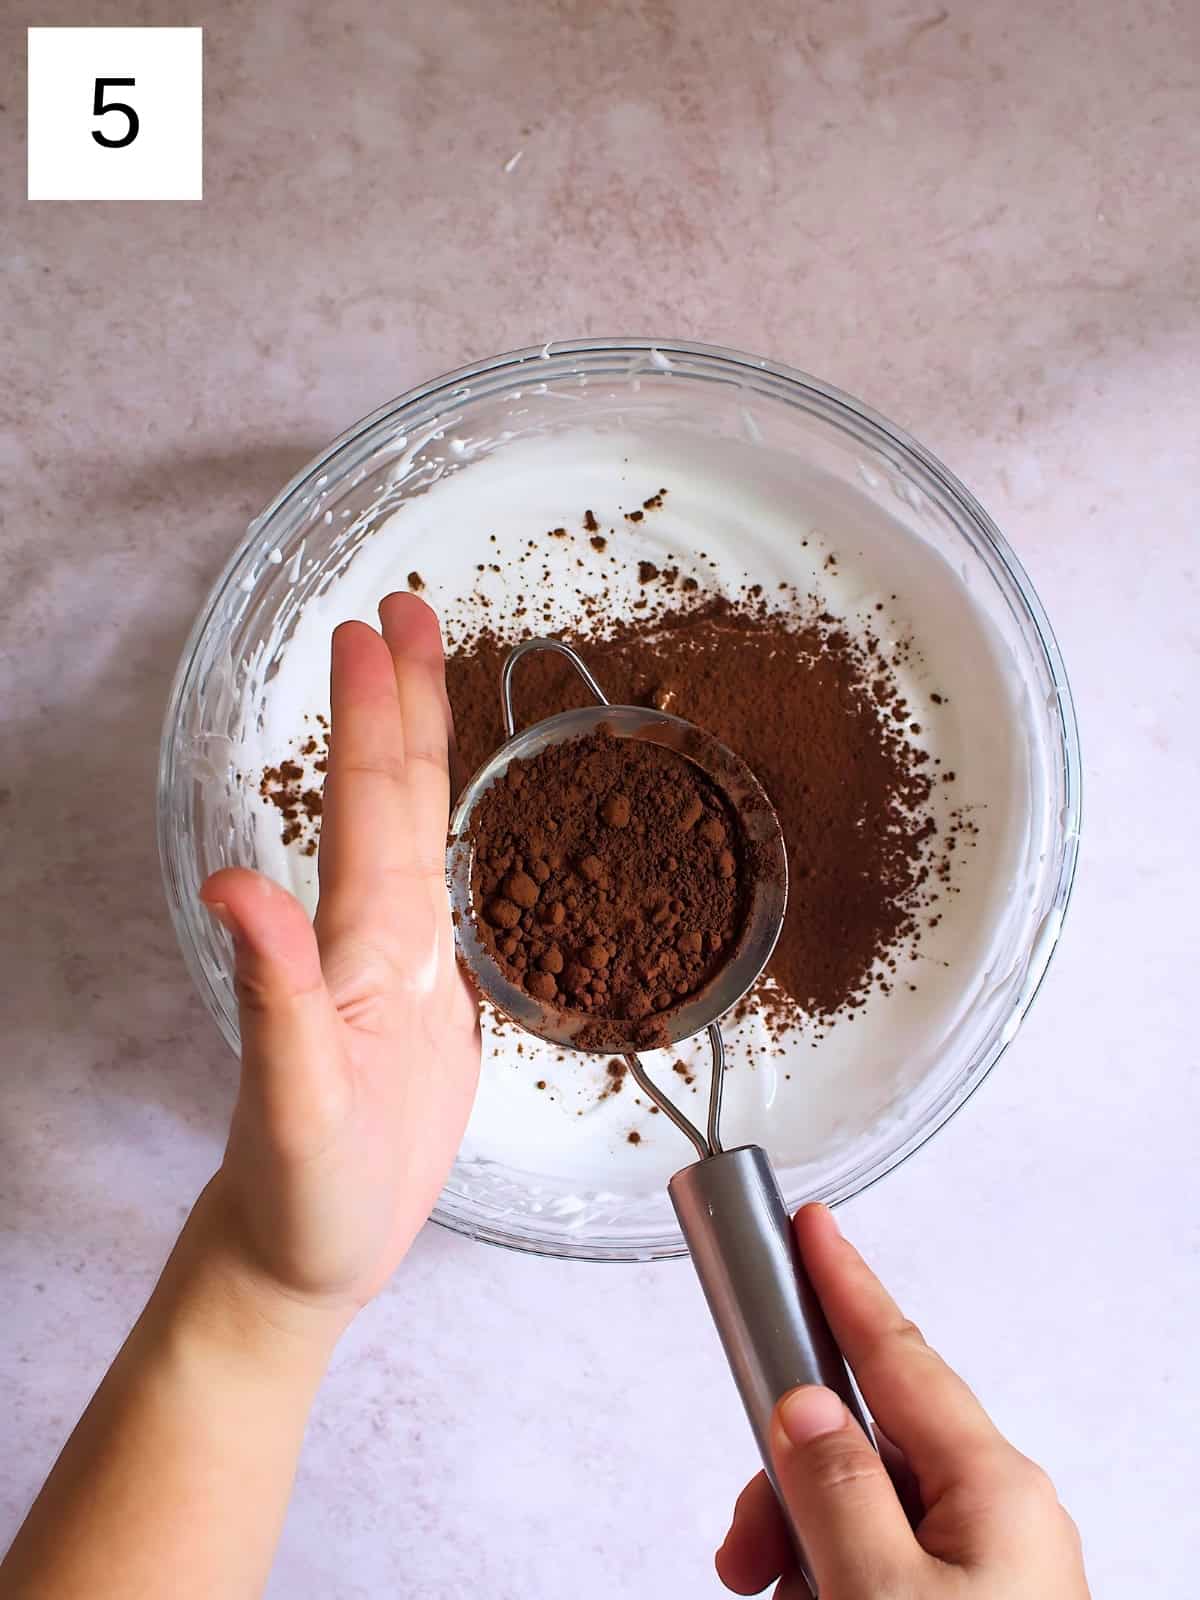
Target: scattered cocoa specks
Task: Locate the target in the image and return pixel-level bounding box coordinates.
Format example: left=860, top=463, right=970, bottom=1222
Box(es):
left=257, top=723, right=330, bottom=850
left=638, top=561, right=659, bottom=583
left=583, top=509, right=599, bottom=533
left=407, top=571, right=424, bottom=591
left=591, top=535, right=607, bottom=552
left=626, top=509, right=645, bottom=523
left=627, top=1130, right=642, bottom=1145
left=598, top=1059, right=627, bottom=1101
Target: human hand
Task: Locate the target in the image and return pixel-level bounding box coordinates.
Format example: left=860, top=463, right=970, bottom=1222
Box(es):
left=198, top=593, right=480, bottom=1341
left=717, top=1205, right=1090, bottom=1599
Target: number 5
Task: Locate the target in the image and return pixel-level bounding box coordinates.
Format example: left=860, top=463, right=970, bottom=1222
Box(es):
left=92, top=78, right=139, bottom=148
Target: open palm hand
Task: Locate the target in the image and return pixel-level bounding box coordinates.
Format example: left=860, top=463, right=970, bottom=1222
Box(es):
left=201, top=593, right=479, bottom=1326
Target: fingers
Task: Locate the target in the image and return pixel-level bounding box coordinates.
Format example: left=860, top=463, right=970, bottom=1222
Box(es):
left=769, top=1385, right=920, bottom=1594
left=794, top=1205, right=1010, bottom=1503
left=874, top=1422, right=926, bottom=1529
left=317, top=619, right=408, bottom=911
left=716, top=1471, right=792, bottom=1595
left=717, top=1407, right=922, bottom=1598
left=316, top=613, right=448, bottom=959
left=201, top=869, right=344, bottom=1156
left=378, top=591, right=455, bottom=830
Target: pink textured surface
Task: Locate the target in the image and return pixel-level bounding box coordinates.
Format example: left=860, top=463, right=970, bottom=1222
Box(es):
left=3, top=2, right=1198, bottom=1595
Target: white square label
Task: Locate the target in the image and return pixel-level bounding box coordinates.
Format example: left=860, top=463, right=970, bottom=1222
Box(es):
left=27, top=27, right=203, bottom=201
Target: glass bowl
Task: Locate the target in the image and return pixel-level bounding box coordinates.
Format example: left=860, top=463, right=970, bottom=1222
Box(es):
left=159, top=338, right=1080, bottom=1262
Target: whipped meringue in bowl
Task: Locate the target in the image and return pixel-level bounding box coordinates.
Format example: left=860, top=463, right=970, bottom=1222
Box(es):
left=158, top=339, right=1080, bottom=1261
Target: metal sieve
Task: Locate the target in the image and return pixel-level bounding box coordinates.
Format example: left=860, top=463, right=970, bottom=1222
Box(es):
left=446, top=637, right=871, bottom=1596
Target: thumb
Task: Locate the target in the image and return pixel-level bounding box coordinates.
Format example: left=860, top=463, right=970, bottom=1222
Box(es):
left=771, top=1386, right=920, bottom=1596
left=201, top=868, right=345, bottom=1149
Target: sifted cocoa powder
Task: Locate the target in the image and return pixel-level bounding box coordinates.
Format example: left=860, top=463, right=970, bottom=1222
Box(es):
left=258, top=719, right=329, bottom=857
left=466, top=729, right=747, bottom=1047
left=446, top=598, right=945, bottom=1030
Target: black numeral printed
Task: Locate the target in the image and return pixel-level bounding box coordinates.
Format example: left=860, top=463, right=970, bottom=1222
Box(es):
left=91, top=78, right=139, bottom=148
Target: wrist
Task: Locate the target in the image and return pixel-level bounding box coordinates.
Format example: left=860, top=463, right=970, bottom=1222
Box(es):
left=154, top=1180, right=349, bottom=1383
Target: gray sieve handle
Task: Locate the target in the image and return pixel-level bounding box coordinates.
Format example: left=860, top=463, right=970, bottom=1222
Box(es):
left=669, top=1144, right=873, bottom=1597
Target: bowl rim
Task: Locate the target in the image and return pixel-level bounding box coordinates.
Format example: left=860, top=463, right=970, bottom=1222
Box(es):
left=159, top=335, right=1082, bottom=1263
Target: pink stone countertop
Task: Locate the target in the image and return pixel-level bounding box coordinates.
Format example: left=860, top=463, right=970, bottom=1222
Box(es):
left=3, top=2, right=1198, bottom=1595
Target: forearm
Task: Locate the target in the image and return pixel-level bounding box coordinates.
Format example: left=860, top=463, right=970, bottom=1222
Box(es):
left=1, top=1181, right=342, bottom=1600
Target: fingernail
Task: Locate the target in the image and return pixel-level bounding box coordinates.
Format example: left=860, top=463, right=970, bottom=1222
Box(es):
left=778, top=1386, right=847, bottom=1446
left=203, top=899, right=236, bottom=934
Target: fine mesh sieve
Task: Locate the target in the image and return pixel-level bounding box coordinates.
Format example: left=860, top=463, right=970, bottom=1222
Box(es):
left=447, top=636, right=789, bottom=1155
left=446, top=638, right=872, bottom=1597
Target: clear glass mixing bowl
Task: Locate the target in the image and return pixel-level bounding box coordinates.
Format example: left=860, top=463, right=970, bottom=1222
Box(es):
left=159, top=338, right=1080, bottom=1262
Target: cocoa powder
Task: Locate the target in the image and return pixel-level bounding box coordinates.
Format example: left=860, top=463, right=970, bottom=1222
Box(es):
left=466, top=729, right=747, bottom=1045
left=258, top=717, right=329, bottom=856
left=446, top=598, right=946, bottom=1029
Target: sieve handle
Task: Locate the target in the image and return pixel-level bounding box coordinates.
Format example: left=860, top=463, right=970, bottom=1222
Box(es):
left=500, top=636, right=609, bottom=737
left=669, top=1144, right=872, bottom=1598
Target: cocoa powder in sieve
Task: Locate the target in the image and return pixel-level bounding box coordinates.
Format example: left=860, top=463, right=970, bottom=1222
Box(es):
left=466, top=729, right=748, bottom=1048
